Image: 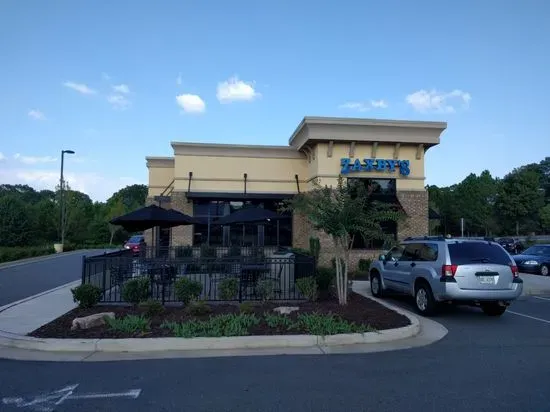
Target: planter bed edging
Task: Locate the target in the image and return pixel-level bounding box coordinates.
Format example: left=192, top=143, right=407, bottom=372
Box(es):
left=0, top=313, right=420, bottom=353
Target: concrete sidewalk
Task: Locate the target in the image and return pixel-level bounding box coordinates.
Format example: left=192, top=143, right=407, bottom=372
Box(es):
left=520, top=273, right=550, bottom=296
left=0, top=280, right=79, bottom=335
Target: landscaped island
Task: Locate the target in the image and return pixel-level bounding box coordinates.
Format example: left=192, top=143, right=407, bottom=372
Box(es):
left=29, top=292, right=410, bottom=339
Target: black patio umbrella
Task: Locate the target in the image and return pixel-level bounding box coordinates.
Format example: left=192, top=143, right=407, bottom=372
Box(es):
left=110, top=204, right=199, bottom=232
left=214, top=207, right=287, bottom=226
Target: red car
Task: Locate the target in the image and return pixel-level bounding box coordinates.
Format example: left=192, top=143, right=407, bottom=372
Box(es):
left=123, top=235, right=145, bottom=256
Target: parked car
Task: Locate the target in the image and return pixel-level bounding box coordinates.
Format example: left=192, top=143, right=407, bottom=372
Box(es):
left=512, top=244, right=550, bottom=276
left=497, top=237, right=524, bottom=255
left=123, top=234, right=145, bottom=256
left=369, top=236, right=523, bottom=317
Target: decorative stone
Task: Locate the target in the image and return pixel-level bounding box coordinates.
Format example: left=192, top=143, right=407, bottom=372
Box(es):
left=273, top=306, right=299, bottom=315
left=71, top=312, right=115, bottom=330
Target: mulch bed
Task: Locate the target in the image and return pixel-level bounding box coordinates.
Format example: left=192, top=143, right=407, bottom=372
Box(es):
left=29, top=292, right=410, bottom=339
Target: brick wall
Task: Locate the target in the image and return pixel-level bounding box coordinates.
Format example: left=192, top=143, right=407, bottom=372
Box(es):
left=171, top=192, right=194, bottom=246
left=143, top=197, right=155, bottom=247
left=396, top=190, right=429, bottom=240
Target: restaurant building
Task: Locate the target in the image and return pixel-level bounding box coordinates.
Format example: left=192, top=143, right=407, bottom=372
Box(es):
left=145, top=116, right=447, bottom=268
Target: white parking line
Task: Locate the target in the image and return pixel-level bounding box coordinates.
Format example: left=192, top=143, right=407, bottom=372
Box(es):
left=508, top=310, right=550, bottom=324
left=533, top=296, right=550, bottom=302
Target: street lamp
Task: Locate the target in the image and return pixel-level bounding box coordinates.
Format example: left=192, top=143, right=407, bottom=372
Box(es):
left=59, top=149, right=75, bottom=248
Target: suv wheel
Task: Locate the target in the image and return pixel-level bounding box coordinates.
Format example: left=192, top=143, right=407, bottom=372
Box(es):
left=414, top=282, right=436, bottom=316
left=541, top=264, right=549, bottom=277
left=370, top=272, right=384, bottom=297
left=481, top=302, right=507, bottom=316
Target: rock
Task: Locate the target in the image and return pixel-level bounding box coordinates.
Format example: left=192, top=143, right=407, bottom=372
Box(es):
left=71, top=312, right=115, bottom=330
left=273, top=306, right=299, bottom=315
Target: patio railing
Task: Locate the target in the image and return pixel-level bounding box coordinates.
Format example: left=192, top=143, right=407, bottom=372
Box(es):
left=138, top=245, right=284, bottom=259
left=82, top=248, right=316, bottom=304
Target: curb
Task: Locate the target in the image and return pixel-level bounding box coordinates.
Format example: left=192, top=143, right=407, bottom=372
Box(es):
left=0, top=307, right=420, bottom=354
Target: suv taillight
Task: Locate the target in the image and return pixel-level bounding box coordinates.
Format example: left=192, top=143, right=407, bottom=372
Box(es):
left=510, top=265, right=519, bottom=278
left=442, top=264, right=458, bottom=277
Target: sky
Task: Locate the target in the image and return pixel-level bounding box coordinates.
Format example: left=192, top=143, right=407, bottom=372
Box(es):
left=0, top=0, right=549, bottom=202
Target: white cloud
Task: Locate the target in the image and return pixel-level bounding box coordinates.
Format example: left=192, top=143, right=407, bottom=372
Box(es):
left=112, top=84, right=130, bottom=94
left=0, top=152, right=5, bottom=161
left=216, top=76, right=260, bottom=103
left=63, top=81, right=97, bottom=95
left=28, top=109, right=47, bottom=120
left=176, top=73, right=182, bottom=86
left=338, top=99, right=389, bottom=112
left=107, top=94, right=131, bottom=110
left=176, top=94, right=206, bottom=113
left=370, top=99, right=388, bottom=109
left=406, top=89, right=471, bottom=113
left=0, top=167, right=144, bottom=202
left=13, top=153, right=58, bottom=165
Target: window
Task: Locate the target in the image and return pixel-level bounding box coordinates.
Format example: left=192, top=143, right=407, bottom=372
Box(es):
left=347, top=178, right=399, bottom=249
left=385, top=245, right=404, bottom=262
left=191, top=199, right=292, bottom=247
left=447, top=242, right=512, bottom=265
left=523, top=245, right=550, bottom=256
left=398, top=243, right=438, bottom=261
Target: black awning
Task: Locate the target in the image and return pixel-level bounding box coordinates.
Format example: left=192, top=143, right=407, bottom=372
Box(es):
left=185, top=192, right=296, bottom=201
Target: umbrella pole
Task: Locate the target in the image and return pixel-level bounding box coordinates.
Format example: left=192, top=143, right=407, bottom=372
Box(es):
left=207, top=210, right=211, bottom=246
left=277, top=220, right=280, bottom=247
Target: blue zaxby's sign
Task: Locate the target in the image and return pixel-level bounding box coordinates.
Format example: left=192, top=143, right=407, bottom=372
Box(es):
left=340, top=158, right=411, bottom=176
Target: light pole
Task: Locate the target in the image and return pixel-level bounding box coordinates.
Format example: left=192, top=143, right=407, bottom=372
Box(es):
left=59, top=149, right=75, bottom=248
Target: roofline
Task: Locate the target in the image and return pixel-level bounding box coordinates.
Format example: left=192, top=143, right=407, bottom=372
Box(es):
left=170, top=141, right=291, bottom=150
left=170, top=141, right=303, bottom=159
left=289, top=116, right=448, bottom=146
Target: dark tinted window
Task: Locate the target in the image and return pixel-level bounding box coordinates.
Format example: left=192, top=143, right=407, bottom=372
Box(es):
left=523, top=245, right=550, bottom=256
left=398, top=243, right=439, bottom=261
left=448, top=242, right=512, bottom=265
left=127, top=235, right=143, bottom=243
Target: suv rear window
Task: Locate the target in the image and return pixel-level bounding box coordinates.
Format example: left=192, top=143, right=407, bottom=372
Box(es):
left=128, top=235, right=143, bottom=243
left=447, top=242, right=512, bottom=265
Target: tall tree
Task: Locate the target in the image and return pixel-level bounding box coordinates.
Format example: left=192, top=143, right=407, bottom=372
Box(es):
left=284, top=177, right=403, bottom=305
left=0, top=195, right=33, bottom=246
left=495, top=166, right=545, bottom=235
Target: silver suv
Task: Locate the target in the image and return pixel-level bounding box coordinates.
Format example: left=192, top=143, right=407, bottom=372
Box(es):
left=369, top=236, right=523, bottom=316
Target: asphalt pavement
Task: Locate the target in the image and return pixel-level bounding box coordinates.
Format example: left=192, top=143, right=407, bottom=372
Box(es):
left=0, top=249, right=115, bottom=306
left=0, top=293, right=549, bottom=411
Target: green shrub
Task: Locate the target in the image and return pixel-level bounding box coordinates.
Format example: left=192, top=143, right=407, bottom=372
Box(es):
left=121, top=277, right=150, bottom=306
left=71, top=284, right=102, bottom=308
left=316, top=267, right=335, bottom=291
left=106, top=315, right=150, bottom=334
left=162, top=313, right=260, bottom=338
left=296, top=276, right=318, bottom=301
left=0, top=246, right=55, bottom=264
left=139, top=298, right=164, bottom=317
left=175, top=277, right=203, bottom=304
left=263, top=312, right=296, bottom=330
left=175, top=245, right=193, bottom=258
left=239, top=302, right=254, bottom=314
left=309, top=237, right=321, bottom=261
left=289, top=247, right=312, bottom=256
left=218, top=277, right=239, bottom=300
left=186, top=300, right=212, bottom=316
left=256, top=279, right=277, bottom=302
left=358, top=258, right=372, bottom=272
left=296, top=313, right=375, bottom=336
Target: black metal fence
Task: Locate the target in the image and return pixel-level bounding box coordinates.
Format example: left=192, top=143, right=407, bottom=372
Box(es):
left=82, top=248, right=316, bottom=304
left=137, top=245, right=282, bottom=259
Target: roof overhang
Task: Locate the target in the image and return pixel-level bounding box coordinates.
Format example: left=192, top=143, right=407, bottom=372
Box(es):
left=288, top=116, right=447, bottom=151
left=171, top=141, right=303, bottom=159
left=146, top=157, right=174, bottom=168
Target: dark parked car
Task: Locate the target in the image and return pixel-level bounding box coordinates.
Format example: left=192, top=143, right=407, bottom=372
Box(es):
left=123, top=234, right=145, bottom=256
left=497, top=237, right=524, bottom=254
left=513, top=244, right=550, bottom=276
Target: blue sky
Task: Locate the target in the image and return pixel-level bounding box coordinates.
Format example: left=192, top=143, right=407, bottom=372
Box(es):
left=0, top=0, right=549, bottom=201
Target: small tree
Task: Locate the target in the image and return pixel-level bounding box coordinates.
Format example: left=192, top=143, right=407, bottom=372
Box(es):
left=284, top=176, right=403, bottom=305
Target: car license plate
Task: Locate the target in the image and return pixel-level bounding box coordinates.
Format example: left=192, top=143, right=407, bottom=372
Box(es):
left=478, top=276, right=495, bottom=284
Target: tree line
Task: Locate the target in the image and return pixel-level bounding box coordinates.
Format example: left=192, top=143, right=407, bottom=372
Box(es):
left=428, top=157, right=550, bottom=237
left=0, top=183, right=147, bottom=248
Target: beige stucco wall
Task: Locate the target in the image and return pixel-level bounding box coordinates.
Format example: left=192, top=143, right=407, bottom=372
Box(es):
left=147, top=158, right=174, bottom=197
left=173, top=154, right=308, bottom=194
